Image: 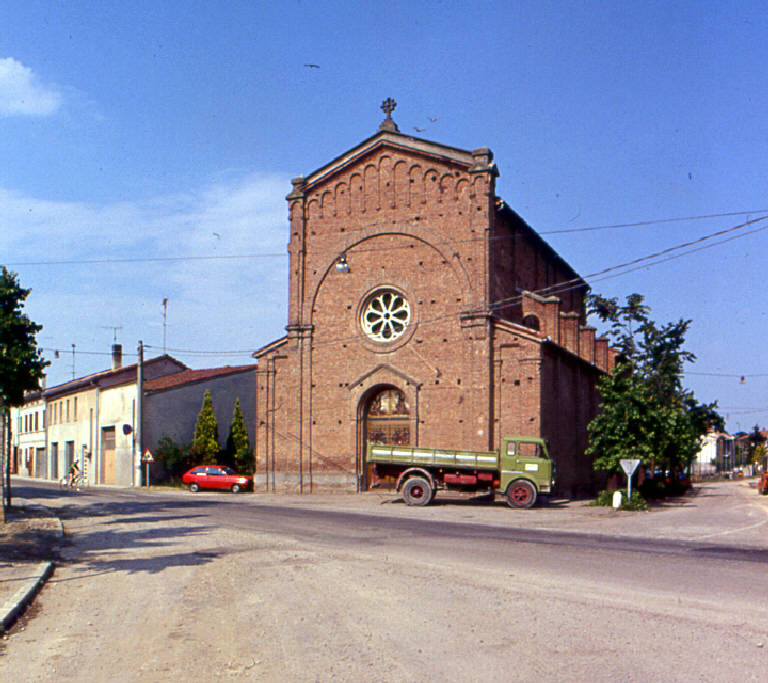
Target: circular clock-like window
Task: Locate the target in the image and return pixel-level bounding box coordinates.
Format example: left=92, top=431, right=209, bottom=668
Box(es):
left=361, top=289, right=411, bottom=342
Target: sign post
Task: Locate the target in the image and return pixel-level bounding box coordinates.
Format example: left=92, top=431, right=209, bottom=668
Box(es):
left=141, top=449, right=154, bottom=488
left=619, top=458, right=641, bottom=501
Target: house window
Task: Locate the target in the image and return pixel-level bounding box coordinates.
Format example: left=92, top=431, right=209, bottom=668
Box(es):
left=74, top=397, right=77, bottom=421
left=34, top=412, right=38, bottom=431
left=66, top=400, right=70, bottom=422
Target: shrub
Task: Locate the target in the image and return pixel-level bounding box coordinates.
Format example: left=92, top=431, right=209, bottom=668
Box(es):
left=155, top=435, right=198, bottom=482
left=591, top=489, right=649, bottom=511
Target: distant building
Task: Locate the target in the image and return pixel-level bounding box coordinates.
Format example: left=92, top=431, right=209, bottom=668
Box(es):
left=42, top=351, right=186, bottom=485
left=693, top=430, right=735, bottom=476
left=9, top=389, right=46, bottom=478
left=142, top=365, right=257, bottom=469
left=9, top=347, right=258, bottom=487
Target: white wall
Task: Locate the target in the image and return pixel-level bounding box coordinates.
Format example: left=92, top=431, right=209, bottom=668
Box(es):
left=99, top=383, right=139, bottom=486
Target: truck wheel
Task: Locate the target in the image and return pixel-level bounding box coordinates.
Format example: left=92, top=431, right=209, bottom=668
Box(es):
left=402, top=477, right=432, bottom=506
left=506, top=480, right=536, bottom=508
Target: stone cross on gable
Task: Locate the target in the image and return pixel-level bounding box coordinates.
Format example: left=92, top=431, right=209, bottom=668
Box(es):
left=381, top=98, right=397, bottom=116
left=378, top=97, right=399, bottom=132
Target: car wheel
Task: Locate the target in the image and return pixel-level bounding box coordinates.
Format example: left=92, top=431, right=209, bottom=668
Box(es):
left=189, top=482, right=200, bottom=493
left=231, top=484, right=241, bottom=493
left=505, top=480, right=537, bottom=508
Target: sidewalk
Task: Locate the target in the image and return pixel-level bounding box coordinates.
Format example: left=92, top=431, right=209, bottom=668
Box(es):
left=0, top=499, right=63, bottom=634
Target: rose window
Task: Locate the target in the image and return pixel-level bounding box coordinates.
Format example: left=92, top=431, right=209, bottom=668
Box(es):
left=361, top=290, right=411, bottom=342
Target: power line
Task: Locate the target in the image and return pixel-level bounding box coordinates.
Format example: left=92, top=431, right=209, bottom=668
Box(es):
left=8, top=252, right=286, bottom=267
left=144, top=344, right=255, bottom=356
left=539, top=209, right=768, bottom=235
left=688, top=372, right=768, bottom=378
left=7, top=207, right=768, bottom=268
left=36, top=214, right=768, bottom=358
left=486, top=214, right=768, bottom=312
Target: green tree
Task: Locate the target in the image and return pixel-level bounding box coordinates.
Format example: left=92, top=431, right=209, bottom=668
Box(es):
left=752, top=443, right=767, bottom=470
left=193, top=390, right=219, bottom=465
left=586, top=293, right=722, bottom=478
left=155, top=435, right=197, bottom=481
left=226, top=398, right=253, bottom=474
left=1, top=267, right=49, bottom=514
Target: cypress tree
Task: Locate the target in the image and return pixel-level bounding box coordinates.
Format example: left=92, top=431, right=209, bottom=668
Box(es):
left=193, top=390, right=219, bottom=465
left=227, top=398, right=253, bottom=474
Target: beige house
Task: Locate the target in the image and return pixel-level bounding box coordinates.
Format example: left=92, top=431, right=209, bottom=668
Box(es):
left=42, top=353, right=186, bottom=485
left=9, top=348, right=260, bottom=488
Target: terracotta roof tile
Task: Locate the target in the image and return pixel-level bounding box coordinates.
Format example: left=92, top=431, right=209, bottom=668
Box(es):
left=143, top=365, right=257, bottom=392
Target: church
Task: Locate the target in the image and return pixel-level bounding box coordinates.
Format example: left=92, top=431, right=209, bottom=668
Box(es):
left=253, top=100, right=615, bottom=497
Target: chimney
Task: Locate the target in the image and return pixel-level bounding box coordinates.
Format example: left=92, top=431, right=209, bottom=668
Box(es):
left=111, top=343, right=122, bottom=370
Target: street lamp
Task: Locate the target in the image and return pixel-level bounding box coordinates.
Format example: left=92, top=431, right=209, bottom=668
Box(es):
left=335, top=254, right=350, bottom=274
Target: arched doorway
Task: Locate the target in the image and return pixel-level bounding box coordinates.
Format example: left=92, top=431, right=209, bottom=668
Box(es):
left=362, top=386, right=410, bottom=489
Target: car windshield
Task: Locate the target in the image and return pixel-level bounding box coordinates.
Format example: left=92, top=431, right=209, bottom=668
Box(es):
left=220, top=467, right=235, bottom=474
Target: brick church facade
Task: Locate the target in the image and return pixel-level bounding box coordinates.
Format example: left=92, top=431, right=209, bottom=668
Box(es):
left=253, top=102, right=614, bottom=497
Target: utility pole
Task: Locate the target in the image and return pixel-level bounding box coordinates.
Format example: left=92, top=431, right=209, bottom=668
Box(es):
left=0, top=399, right=6, bottom=522
left=162, top=298, right=168, bottom=354
left=71, top=343, right=76, bottom=380
left=136, top=340, right=143, bottom=487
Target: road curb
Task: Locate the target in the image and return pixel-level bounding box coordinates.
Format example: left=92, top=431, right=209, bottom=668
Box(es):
left=1, top=499, right=63, bottom=635
left=1, top=561, right=55, bottom=634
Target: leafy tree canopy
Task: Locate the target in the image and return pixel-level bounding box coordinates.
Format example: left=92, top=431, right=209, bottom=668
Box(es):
left=586, top=293, right=723, bottom=475
left=0, top=267, right=49, bottom=407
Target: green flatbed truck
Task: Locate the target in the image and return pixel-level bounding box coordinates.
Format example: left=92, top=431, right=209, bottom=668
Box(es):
left=366, top=435, right=554, bottom=508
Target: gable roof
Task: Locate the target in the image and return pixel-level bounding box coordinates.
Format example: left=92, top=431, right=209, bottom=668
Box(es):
left=43, top=355, right=187, bottom=399
left=143, top=365, right=257, bottom=393
left=295, top=129, right=489, bottom=194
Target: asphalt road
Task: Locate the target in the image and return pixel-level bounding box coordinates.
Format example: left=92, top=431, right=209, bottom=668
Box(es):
left=1, top=480, right=767, bottom=681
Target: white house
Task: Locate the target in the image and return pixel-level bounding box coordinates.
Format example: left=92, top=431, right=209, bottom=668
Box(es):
left=693, top=430, right=735, bottom=477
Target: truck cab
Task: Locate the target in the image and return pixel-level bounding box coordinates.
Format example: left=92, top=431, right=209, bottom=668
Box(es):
left=499, top=436, right=553, bottom=506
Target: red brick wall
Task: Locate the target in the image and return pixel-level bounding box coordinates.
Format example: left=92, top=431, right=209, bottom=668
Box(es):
left=255, top=132, right=607, bottom=495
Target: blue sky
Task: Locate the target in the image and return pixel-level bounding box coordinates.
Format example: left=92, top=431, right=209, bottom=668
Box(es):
left=1, top=1, right=767, bottom=433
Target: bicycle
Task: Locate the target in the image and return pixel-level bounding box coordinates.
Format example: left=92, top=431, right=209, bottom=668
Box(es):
left=58, top=473, right=89, bottom=492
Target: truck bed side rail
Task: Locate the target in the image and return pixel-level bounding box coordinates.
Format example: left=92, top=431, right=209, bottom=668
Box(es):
left=367, top=443, right=499, bottom=470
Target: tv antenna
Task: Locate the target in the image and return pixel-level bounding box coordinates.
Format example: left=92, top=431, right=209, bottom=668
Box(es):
left=101, top=326, right=123, bottom=342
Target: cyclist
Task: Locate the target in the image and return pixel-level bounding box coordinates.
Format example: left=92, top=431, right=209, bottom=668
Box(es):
left=67, top=460, right=81, bottom=488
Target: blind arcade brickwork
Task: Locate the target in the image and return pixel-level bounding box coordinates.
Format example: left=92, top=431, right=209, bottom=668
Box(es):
left=254, top=105, right=614, bottom=496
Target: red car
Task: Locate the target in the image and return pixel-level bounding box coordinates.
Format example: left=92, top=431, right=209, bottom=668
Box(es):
left=182, top=466, right=253, bottom=493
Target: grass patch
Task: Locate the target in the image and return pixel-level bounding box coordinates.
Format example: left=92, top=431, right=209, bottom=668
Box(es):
left=591, top=489, right=649, bottom=511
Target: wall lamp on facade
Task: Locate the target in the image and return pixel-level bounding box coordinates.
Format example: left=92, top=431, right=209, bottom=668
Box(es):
left=335, top=254, right=350, bottom=274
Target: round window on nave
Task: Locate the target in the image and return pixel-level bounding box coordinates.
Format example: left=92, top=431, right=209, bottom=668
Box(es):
left=360, top=289, right=411, bottom=343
